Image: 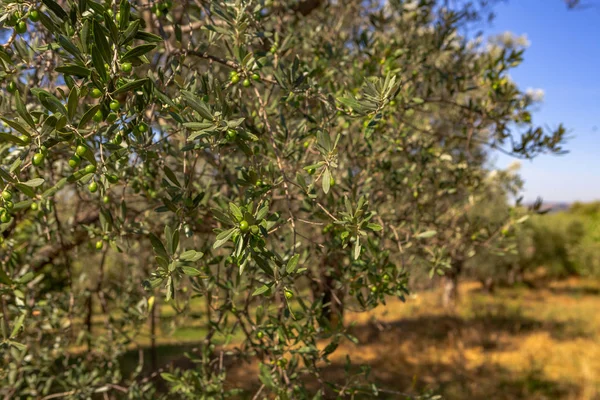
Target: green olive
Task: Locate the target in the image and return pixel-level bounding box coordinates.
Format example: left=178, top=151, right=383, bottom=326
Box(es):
left=88, top=181, right=98, bottom=193
left=84, top=164, right=97, bottom=174
left=239, top=220, right=249, bottom=232
left=2, top=190, right=13, bottom=201
left=92, top=110, right=103, bottom=122
left=30, top=202, right=38, bottom=211
left=226, top=129, right=237, bottom=141
left=32, top=153, right=45, bottom=166
left=102, top=195, right=110, bottom=204
left=251, top=73, right=261, bottom=82
left=15, top=21, right=27, bottom=34
left=109, top=100, right=120, bottom=111
left=230, top=74, right=240, bottom=84
left=68, top=155, right=81, bottom=168
left=121, top=62, right=132, bottom=73
left=284, top=289, right=293, bottom=300
left=242, top=79, right=251, bottom=88
left=95, top=240, right=103, bottom=250
left=0, top=213, right=10, bottom=223
left=76, top=145, right=87, bottom=157
left=256, top=331, right=264, bottom=339
left=106, top=174, right=119, bottom=184
left=137, top=123, right=147, bottom=133
left=91, top=88, right=103, bottom=98
left=6, top=81, right=17, bottom=93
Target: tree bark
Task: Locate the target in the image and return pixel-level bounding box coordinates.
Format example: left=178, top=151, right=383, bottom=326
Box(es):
left=321, top=273, right=344, bottom=328
left=314, top=253, right=344, bottom=329
left=442, top=260, right=463, bottom=308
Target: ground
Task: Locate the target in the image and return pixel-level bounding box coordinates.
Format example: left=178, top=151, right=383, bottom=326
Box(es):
left=119, top=278, right=600, bottom=399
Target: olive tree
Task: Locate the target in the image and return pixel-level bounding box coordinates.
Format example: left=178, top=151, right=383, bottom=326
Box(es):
left=0, top=0, right=565, bottom=398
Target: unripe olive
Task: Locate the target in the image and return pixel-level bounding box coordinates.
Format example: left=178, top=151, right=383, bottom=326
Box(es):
left=32, top=153, right=44, bottom=166
left=95, top=240, right=103, bottom=250
left=284, top=289, right=293, bottom=300
left=239, top=220, right=249, bottom=232
left=109, top=100, right=120, bottom=111
left=30, top=202, right=38, bottom=211
left=137, top=123, right=147, bottom=133
left=256, top=331, right=264, bottom=339
left=85, top=164, right=97, bottom=174
left=6, top=81, right=17, bottom=93
left=88, top=181, right=98, bottom=193
left=91, top=88, right=103, bottom=98
left=102, top=195, right=110, bottom=204
left=76, top=145, right=87, bottom=157
left=226, top=129, right=237, bottom=140
left=230, top=74, right=240, bottom=84
left=250, top=225, right=259, bottom=235
left=251, top=73, right=261, bottom=81
left=4, top=200, right=13, bottom=210
left=15, top=21, right=27, bottom=35
left=307, top=168, right=315, bottom=175
left=242, top=79, right=251, bottom=88
left=2, top=190, right=13, bottom=201
left=0, top=213, right=10, bottom=223
left=121, top=62, right=132, bottom=73
left=68, top=155, right=81, bottom=168
left=92, top=110, right=103, bottom=122
left=106, top=174, right=119, bottom=184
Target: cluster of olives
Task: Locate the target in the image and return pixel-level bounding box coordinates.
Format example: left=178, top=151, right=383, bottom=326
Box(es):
left=229, top=70, right=260, bottom=88
left=4, top=8, right=39, bottom=35
left=0, top=190, right=15, bottom=223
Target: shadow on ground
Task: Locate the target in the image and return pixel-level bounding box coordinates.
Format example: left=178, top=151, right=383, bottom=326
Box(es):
left=118, top=299, right=588, bottom=399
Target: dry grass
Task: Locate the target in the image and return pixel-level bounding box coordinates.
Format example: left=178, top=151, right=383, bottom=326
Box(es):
left=325, top=278, right=600, bottom=399
left=120, top=278, right=600, bottom=399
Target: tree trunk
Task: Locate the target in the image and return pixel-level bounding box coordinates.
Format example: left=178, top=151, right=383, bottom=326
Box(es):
left=481, top=277, right=495, bottom=294
left=321, top=273, right=344, bottom=328
left=442, top=260, right=463, bottom=308
left=85, top=293, right=93, bottom=351
left=150, top=299, right=157, bottom=372
left=314, top=254, right=344, bottom=329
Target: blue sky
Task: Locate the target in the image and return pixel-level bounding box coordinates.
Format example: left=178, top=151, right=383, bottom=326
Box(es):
left=486, top=0, right=600, bottom=203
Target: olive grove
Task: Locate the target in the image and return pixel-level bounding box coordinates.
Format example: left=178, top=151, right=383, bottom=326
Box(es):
left=0, top=0, right=565, bottom=398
